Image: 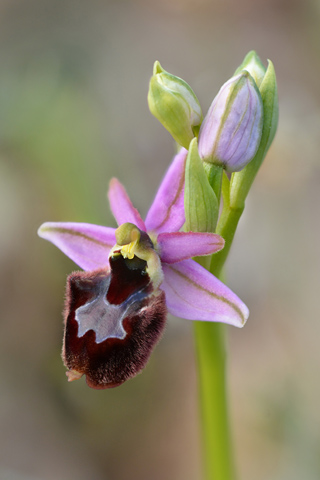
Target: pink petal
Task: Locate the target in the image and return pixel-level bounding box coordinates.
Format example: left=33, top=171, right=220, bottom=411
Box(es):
left=157, top=232, right=225, bottom=264
left=108, top=178, right=146, bottom=231
left=38, top=222, right=116, bottom=271
left=145, top=148, right=187, bottom=234
left=161, top=260, right=249, bottom=327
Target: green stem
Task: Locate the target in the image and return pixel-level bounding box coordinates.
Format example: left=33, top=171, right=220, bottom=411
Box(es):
left=194, top=321, right=235, bottom=480
left=194, top=194, right=245, bottom=480
left=210, top=203, right=244, bottom=279
left=192, top=60, right=278, bottom=480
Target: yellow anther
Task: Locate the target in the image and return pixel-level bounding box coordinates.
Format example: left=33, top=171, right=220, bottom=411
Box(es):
left=121, top=240, right=137, bottom=260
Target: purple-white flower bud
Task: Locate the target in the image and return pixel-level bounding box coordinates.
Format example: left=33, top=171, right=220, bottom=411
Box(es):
left=198, top=71, right=263, bottom=172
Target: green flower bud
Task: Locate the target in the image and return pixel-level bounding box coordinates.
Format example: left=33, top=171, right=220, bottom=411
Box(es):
left=148, top=61, right=202, bottom=149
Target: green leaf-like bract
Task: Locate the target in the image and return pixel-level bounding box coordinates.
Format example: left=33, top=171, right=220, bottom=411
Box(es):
left=184, top=138, right=218, bottom=233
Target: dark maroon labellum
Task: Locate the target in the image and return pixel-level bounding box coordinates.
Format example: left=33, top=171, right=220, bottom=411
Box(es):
left=62, top=254, right=167, bottom=389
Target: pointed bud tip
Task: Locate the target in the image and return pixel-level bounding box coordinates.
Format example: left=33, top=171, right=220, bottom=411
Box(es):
left=153, top=60, right=164, bottom=75
left=188, top=136, right=198, bottom=151
left=235, top=51, right=267, bottom=88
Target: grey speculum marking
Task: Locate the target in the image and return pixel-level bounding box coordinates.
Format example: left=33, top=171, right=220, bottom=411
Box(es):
left=75, top=286, right=148, bottom=343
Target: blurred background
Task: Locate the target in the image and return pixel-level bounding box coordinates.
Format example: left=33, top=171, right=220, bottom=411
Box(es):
left=1, top=0, right=320, bottom=479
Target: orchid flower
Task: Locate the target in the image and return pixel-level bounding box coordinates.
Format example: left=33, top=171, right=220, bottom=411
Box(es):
left=38, top=148, right=249, bottom=389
